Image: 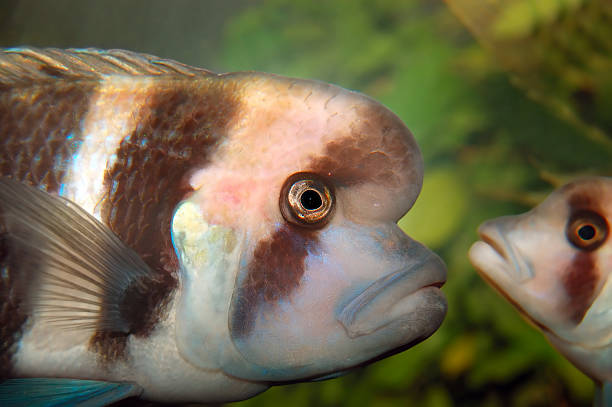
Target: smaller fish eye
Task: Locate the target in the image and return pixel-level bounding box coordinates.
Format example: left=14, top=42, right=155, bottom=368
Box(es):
left=280, top=172, right=334, bottom=228
left=566, top=210, right=608, bottom=251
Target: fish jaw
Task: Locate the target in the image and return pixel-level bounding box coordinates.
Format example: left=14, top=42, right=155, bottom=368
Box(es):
left=220, top=223, right=447, bottom=382
left=337, top=243, right=446, bottom=338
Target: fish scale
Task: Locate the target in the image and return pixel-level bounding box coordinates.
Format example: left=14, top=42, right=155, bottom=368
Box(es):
left=0, top=82, right=93, bottom=191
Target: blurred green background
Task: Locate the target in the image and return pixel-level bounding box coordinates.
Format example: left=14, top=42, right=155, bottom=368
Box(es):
left=2, top=0, right=611, bottom=406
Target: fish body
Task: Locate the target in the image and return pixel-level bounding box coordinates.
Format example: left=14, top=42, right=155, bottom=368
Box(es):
left=0, top=48, right=447, bottom=405
left=470, top=177, right=612, bottom=388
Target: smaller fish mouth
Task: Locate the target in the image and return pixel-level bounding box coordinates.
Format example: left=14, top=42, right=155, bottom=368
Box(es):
left=338, top=252, right=447, bottom=338
left=475, top=221, right=532, bottom=282
left=479, top=232, right=509, bottom=262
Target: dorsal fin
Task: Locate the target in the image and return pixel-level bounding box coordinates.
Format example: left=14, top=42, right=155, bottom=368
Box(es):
left=0, top=47, right=215, bottom=85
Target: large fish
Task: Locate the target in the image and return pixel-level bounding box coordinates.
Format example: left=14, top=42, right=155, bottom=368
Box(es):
left=469, top=177, right=612, bottom=404
left=0, top=48, right=447, bottom=405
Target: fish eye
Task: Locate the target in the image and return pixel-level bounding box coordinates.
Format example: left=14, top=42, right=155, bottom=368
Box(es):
left=566, top=210, right=609, bottom=251
left=280, top=172, right=334, bottom=227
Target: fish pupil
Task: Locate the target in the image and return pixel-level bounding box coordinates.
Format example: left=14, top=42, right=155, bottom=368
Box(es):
left=301, top=189, right=323, bottom=210
left=578, top=225, right=596, bottom=240
left=578, top=225, right=595, bottom=240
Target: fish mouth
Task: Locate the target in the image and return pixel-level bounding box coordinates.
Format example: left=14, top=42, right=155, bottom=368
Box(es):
left=471, top=220, right=532, bottom=282
left=338, top=251, right=447, bottom=338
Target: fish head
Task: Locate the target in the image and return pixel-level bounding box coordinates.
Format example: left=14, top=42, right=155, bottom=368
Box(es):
left=469, top=177, right=612, bottom=354
left=172, top=73, right=446, bottom=382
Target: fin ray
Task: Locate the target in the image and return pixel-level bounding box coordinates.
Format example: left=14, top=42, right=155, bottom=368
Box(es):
left=0, top=177, right=156, bottom=333
left=0, top=47, right=215, bottom=85
left=0, top=378, right=142, bottom=407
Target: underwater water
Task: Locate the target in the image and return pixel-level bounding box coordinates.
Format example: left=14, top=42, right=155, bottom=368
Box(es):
left=2, top=0, right=611, bottom=406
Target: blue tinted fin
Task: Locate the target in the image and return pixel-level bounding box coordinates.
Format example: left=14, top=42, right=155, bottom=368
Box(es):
left=594, top=381, right=612, bottom=407
left=0, top=378, right=142, bottom=407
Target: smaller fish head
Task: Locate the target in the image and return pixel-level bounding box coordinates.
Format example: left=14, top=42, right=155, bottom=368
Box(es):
left=470, top=177, right=612, bottom=347
left=175, top=74, right=447, bottom=382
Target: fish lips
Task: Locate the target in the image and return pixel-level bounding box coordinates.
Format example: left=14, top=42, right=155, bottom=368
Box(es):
left=338, top=248, right=447, bottom=339
left=470, top=218, right=533, bottom=283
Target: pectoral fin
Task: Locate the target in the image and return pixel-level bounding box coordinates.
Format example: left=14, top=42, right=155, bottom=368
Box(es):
left=0, top=378, right=142, bottom=407
left=0, top=177, right=162, bottom=334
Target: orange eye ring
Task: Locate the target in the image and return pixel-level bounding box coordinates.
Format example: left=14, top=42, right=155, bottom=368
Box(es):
left=566, top=210, right=609, bottom=251
left=280, top=172, right=334, bottom=228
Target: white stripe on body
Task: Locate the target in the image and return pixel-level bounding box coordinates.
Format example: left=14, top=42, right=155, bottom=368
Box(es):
left=62, top=76, right=155, bottom=219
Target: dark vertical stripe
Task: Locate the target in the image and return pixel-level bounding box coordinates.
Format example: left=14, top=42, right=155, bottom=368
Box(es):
left=230, top=226, right=317, bottom=338
left=0, top=79, right=95, bottom=378
left=93, top=79, right=240, bottom=360
left=563, top=252, right=598, bottom=324
left=563, top=188, right=606, bottom=324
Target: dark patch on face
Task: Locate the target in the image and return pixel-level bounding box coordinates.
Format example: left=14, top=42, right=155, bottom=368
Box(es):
left=308, top=104, right=415, bottom=188
left=563, top=252, right=599, bottom=324
left=0, top=79, right=95, bottom=377
left=567, top=188, right=600, bottom=211
left=562, top=186, right=607, bottom=324
left=0, top=80, right=96, bottom=192
left=95, top=79, right=240, bottom=360
left=230, top=225, right=318, bottom=338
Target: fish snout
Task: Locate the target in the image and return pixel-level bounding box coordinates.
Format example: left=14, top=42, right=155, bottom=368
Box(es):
left=338, top=247, right=447, bottom=339
left=472, top=217, right=532, bottom=282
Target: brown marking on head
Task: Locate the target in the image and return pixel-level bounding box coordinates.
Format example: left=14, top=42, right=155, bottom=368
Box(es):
left=94, top=79, right=241, bottom=360
left=0, top=80, right=96, bottom=192
left=308, top=104, right=415, bottom=188
left=561, top=186, right=608, bottom=324
left=231, top=225, right=318, bottom=338
left=567, top=189, right=600, bottom=212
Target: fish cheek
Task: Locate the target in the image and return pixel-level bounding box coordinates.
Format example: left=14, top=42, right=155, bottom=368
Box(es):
left=229, top=225, right=318, bottom=340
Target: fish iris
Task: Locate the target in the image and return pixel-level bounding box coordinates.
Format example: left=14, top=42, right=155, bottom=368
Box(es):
left=566, top=210, right=608, bottom=251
